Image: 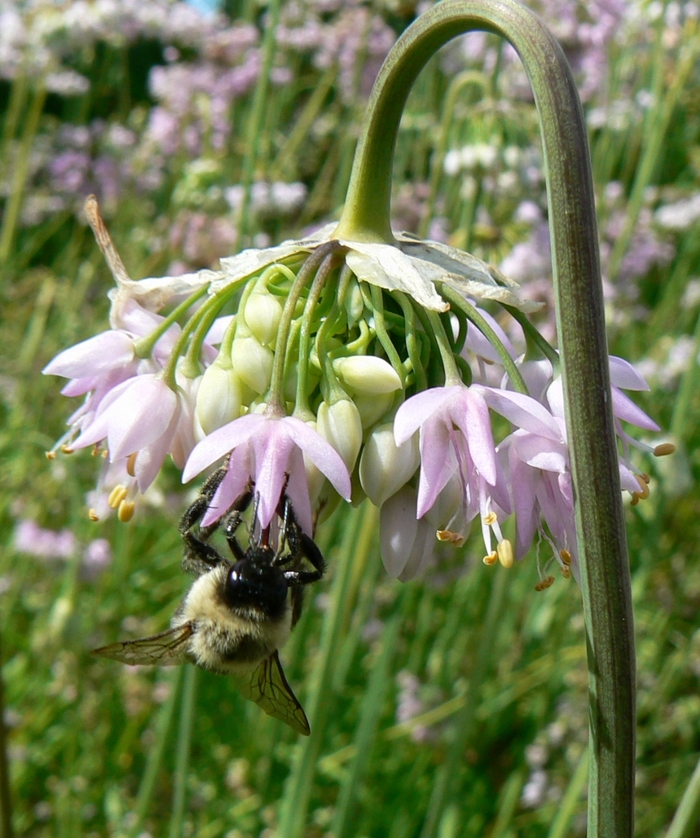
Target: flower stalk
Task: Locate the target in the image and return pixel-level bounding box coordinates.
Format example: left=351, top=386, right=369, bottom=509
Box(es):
left=336, top=1, right=634, bottom=834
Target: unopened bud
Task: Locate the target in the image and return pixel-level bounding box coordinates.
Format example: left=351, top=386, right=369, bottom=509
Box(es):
left=379, top=486, right=435, bottom=580
left=333, top=355, right=402, bottom=395
left=317, top=398, right=363, bottom=472
left=359, top=423, right=419, bottom=507
left=244, top=290, right=282, bottom=346
left=345, top=280, right=365, bottom=325
left=231, top=331, right=273, bottom=394
left=353, top=391, right=395, bottom=429
left=196, top=357, right=244, bottom=435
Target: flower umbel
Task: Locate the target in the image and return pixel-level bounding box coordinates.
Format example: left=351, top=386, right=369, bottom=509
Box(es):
left=45, top=188, right=670, bottom=580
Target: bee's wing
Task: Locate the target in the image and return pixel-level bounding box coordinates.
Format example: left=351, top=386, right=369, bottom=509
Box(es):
left=234, top=651, right=310, bottom=736
left=92, top=623, right=194, bottom=666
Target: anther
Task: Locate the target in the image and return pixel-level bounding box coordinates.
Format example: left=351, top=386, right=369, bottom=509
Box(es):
left=562, top=566, right=571, bottom=579
left=634, top=475, right=650, bottom=500
left=118, top=500, right=135, bottom=522
left=89, top=509, right=100, bottom=522
left=560, top=549, right=572, bottom=566
left=126, top=452, right=138, bottom=477
left=654, top=443, right=676, bottom=457
left=437, top=529, right=465, bottom=546
left=60, top=444, right=74, bottom=454
left=497, top=539, right=513, bottom=568
left=483, top=511, right=498, bottom=526
left=108, top=485, right=128, bottom=509
left=46, top=451, right=56, bottom=460
left=483, top=551, right=498, bottom=566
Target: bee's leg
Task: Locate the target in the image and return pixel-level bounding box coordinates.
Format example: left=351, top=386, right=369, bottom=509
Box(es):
left=223, top=486, right=255, bottom=561
left=276, top=493, right=326, bottom=582
left=179, top=463, right=228, bottom=534
left=179, top=464, right=229, bottom=576
left=279, top=531, right=325, bottom=585
left=181, top=532, right=226, bottom=576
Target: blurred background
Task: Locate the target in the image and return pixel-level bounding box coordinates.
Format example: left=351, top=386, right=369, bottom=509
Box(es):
left=1, top=0, right=699, bottom=836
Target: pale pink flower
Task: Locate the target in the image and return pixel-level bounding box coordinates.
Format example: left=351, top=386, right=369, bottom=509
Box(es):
left=183, top=411, right=352, bottom=535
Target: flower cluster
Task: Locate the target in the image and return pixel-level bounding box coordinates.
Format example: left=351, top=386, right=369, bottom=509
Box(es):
left=44, top=198, right=672, bottom=587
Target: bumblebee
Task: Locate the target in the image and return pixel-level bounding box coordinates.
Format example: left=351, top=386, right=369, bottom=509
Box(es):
left=94, top=470, right=325, bottom=735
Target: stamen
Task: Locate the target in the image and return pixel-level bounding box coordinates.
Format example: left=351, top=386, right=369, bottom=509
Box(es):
left=45, top=451, right=56, bottom=460
left=561, top=566, right=571, bottom=579
left=639, top=472, right=650, bottom=485
left=483, top=551, right=498, bottom=566
left=634, top=475, right=650, bottom=500
left=108, top=485, right=128, bottom=509
left=560, top=549, right=572, bottom=566
left=483, top=511, right=498, bottom=526
left=91, top=445, right=102, bottom=457
left=89, top=509, right=100, bottom=522
left=60, top=444, right=74, bottom=454
left=497, top=539, right=513, bottom=568
left=126, top=452, right=138, bottom=477
left=437, top=529, right=465, bottom=546
left=534, top=575, right=555, bottom=592
left=654, top=443, right=676, bottom=457
left=118, top=500, right=135, bottom=522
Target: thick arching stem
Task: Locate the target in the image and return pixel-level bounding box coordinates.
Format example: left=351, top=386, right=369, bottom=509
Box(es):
left=336, top=2, right=635, bottom=835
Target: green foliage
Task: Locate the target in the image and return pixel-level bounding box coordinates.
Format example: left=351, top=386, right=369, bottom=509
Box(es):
left=2, top=1, right=700, bottom=836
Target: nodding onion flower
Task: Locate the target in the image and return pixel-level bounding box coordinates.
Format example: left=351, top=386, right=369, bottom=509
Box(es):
left=43, top=195, right=671, bottom=587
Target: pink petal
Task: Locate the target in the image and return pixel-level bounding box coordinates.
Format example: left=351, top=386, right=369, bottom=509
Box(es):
left=43, top=331, right=134, bottom=378
left=283, top=416, right=352, bottom=500
left=107, top=377, right=178, bottom=461
left=611, top=388, right=659, bottom=431
left=134, top=402, right=181, bottom=491
left=253, top=421, right=294, bottom=529
left=451, top=390, right=497, bottom=485
left=393, top=387, right=457, bottom=444
left=478, top=386, right=562, bottom=441
left=284, top=446, right=314, bottom=535
left=415, top=417, right=456, bottom=518
left=512, top=432, right=568, bottom=473
left=609, top=356, right=650, bottom=391
left=201, top=446, right=254, bottom=527
left=507, top=445, right=539, bottom=560
left=182, top=413, right=265, bottom=482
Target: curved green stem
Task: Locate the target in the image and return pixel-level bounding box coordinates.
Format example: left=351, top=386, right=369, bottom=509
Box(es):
left=367, top=285, right=406, bottom=388
left=439, top=285, right=528, bottom=394
left=425, top=309, right=461, bottom=388
left=133, top=284, right=210, bottom=360
left=267, top=243, right=343, bottom=412
left=339, top=2, right=634, bottom=836
left=294, top=261, right=341, bottom=418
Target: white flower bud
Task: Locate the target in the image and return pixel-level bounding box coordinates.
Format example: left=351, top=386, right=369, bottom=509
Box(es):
left=344, top=280, right=365, bottom=325
left=231, top=332, right=273, bottom=394
left=243, top=290, right=282, bottom=346
left=195, top=357, right=244, bottom=436
left=353, top=391, right=395, bottom=429
left=333, top=355, right=402, bottom=394
left=359, top=423, right=419, bottom=507
left=380, top=486, right=435, bottom=580
left=316, top=398, right=363, bottom=472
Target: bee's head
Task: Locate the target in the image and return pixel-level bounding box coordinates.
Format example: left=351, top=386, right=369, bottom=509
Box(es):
left=223, top=548, right=287, bottom=618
